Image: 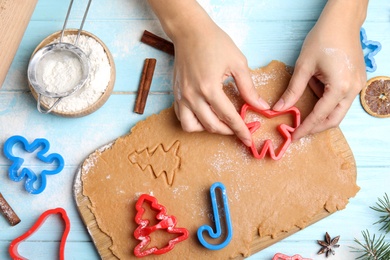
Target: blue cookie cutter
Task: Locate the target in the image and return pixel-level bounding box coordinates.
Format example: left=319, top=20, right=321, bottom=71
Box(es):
left=360, top=27, right=381, bottom=73
left=3, top=135, right=64, bottom=194
left=197, top=182, right=233, bottom=250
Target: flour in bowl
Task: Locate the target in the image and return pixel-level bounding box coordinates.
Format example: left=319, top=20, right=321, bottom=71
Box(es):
left=40, top=34, right=111, bottom=113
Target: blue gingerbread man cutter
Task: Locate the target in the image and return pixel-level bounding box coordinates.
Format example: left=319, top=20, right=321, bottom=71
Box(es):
left=3, top=135, right=64, bottom=194
left=197, top=182, right=233, bottom=250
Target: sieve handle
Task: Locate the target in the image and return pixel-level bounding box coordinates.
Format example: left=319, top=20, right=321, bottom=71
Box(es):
left=37, top=94, right=63, bottom=114
left=60, top=0, right=93, bottom=46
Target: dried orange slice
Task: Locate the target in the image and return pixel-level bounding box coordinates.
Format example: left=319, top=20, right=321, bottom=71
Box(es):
left=360, top=76, right=390, bottom=118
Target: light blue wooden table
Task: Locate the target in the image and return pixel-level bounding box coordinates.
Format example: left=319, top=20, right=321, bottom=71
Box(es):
left=0, top=0, right=389, bottom=259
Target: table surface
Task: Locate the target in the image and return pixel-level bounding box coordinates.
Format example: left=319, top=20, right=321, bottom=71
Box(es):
left=1, top=0, right=390, bottom=259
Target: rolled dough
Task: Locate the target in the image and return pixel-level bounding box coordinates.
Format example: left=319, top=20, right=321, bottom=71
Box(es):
left=76, top=60, right=359, bottom=259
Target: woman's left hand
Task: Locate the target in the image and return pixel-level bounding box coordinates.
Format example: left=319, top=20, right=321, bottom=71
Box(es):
left=273, top=0, right=368, bottom=140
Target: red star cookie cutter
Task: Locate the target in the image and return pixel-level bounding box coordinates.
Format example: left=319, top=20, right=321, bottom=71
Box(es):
left=272, top=253, right=312, bottom=260
left=9, top=208, right=70, bottom=260
left=134, top=194, right=189, bottom=257
left=240, top=104, right=301, bottom=160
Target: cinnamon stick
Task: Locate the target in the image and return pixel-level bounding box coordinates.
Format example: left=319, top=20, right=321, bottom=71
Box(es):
left=141, top=30, right=175, bottom=56
left=0, top=192, right=21, bottom=226
left=135, top=58, right=157, bottom=114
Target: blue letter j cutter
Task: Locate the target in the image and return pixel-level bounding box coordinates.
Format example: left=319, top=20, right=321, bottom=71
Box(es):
left=197, top=182, right=233, bottom=250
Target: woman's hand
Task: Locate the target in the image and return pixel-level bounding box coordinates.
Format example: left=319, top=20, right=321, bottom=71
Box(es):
left=172, top=19, right=270, bottom=146
left=273, top=0, right=368, bottom=140
left=148, top=0, right=269, bottom=146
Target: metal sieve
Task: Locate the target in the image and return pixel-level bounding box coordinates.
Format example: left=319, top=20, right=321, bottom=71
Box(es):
left=27, top=0, right=92, bottom=114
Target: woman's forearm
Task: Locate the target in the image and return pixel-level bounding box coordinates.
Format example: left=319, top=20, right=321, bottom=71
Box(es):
left=147, top=0, right=215, bottom=42
left=319, top=0, right=368, bottom=31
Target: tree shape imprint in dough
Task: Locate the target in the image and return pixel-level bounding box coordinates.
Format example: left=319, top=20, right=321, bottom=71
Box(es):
left=128, top=141, right=181, bottom=186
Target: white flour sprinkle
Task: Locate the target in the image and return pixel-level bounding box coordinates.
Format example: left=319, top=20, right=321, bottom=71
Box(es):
left=134, top=191, right=154, bottom=199
left=323, top=47, right=355, bottom=72
left=172, top=185, right=189, bottom=198
left=82, top=143, right=114, bottom=174
left=251, top=68, right=280, bottom=87
left=74, top=169, right=83, bottom=194
left=82, top=153, right=99, bottom=174
left=40, top=34, right=111, bottom=113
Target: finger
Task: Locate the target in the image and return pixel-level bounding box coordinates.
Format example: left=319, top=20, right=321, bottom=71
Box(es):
left=189, top=98, right=235, bottom=136
left=294, top=101, right=349, bottom=140
left=273, top=62, right=313, bottom=111
left=232, top=66, right=270, bottom=110
left=205, top=88, right=253, bottom=146
left=174, top=101, right=180, bottom=121
left=308, top=77, right=324, bottom=98
left=292, top=87, right=342, bottom=140
left=309, top=97, right=353, bottom=134
left=178, top=102, right=205, bottom=133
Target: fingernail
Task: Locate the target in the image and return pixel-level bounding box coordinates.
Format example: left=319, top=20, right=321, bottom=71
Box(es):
left=273, top=99, right=284, bottom=111
left=244, top=138, right=252, bottom=147
left=258, top=98, right=270, bottom=109
left=292, top=131, right=301, bottom=141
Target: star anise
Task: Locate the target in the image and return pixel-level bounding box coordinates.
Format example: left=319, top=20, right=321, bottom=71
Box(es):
left=317, top=232, right=340, bottom=257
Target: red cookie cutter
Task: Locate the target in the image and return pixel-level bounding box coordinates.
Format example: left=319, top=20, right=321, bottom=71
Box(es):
left=134, top=194, right=189, bottom=257
left=240, top=104, right=301, bottom=160
left=9, top=208, right=70, bottom=260
left=272, top=253, right=312, bottom=260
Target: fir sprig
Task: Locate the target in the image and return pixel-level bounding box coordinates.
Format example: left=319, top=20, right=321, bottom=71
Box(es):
left=370, top=193, right=390, bottom=234
left=351, top=230, right=390, bottom=260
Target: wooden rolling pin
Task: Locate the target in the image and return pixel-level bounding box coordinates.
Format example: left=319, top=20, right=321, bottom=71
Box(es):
left=0, top=0, right=38, bottom=89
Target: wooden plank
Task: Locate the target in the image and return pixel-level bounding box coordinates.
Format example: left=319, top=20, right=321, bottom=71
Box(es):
left=0, top=0, right=38, bottom=88
left=0, top=241, right=99, bottom=259
left=4, top=19, right=390, bottom=93
left=3, top=92, right=390, bottom=167
left=1, top=166, right=388, bottom=258
left=74, top=165, right=118, bottom=260
left=29, top=0, right=390, bottom=23
left=0, top=93, right=174, bottom=166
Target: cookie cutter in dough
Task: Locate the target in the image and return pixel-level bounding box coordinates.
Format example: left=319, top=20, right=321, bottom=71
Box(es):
left=27, top=0, right=92, bottom=114
left=360, top=27, right=381, bottom=73
left=3, top=135, right=64, bottom=194
left=134, top=194, right=189, bottom=257
left=272, top=253, right=312, bottom=260
left=9, top=208, right=70, bottom=260
left=197, top=182, right=233, bottom=250
left=240, top=104, right=301, bottom=160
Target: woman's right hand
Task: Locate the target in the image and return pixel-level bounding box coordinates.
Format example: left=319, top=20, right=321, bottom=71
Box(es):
left=147, top=0, right=269, bottom=146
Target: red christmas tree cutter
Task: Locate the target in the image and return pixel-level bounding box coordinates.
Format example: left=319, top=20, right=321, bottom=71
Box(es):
left=133, top=194, right=189, bottom=257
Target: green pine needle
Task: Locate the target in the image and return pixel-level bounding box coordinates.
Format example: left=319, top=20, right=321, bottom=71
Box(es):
left=351, top=230, right=390, bottom=260
left=370, top=193, right=390, bottom=234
